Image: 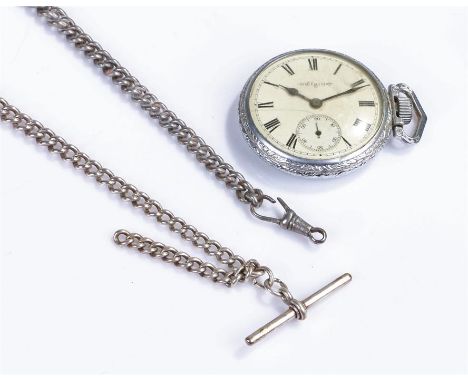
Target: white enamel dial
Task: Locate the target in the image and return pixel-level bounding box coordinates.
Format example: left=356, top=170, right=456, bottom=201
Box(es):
left=247, top=50, right=384, bottom=160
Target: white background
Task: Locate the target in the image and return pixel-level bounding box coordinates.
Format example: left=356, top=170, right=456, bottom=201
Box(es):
left=0, top=6, right=467, bottom=374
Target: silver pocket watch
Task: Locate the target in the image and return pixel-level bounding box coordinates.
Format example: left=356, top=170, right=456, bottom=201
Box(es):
left=239, top=49, right=427, bottom=177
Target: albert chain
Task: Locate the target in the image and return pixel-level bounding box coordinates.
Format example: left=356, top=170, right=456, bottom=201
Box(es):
left=1, top=97, right=352, bottom=344
left=33, top=6, right=326, bottom=245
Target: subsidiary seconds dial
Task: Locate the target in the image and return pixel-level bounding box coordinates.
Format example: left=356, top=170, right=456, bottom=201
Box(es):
left=297, top=115, right=342, bottom=152
left=247, top=50, right=383, bottom=160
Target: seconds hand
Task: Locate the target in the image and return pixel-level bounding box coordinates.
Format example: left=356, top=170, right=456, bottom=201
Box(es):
left=315, top=122, right=322, bottom=138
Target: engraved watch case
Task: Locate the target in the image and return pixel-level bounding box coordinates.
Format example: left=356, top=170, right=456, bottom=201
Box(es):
left=239, top=49, right=396, bottom=177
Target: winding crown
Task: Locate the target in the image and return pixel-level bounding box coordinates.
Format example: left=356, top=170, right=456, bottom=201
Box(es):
left=396, top=93, right=413, bottom=125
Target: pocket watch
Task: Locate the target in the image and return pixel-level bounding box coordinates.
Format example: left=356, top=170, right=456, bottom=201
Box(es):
left=239, top=49, right=427, bottom=177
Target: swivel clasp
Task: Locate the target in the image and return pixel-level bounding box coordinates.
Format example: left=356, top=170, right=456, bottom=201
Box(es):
left=250, top=195, right=327, bottom=244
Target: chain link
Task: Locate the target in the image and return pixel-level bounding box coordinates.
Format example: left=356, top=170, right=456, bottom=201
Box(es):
left=113, top=230, right=235, bottom=286
left=113, top=229, right=303, bottom=316
left=0, top=97, right=300, bottom=310
left=33, top=6, right=328, bottom=245
left=35, top=6, right=267, bottom=210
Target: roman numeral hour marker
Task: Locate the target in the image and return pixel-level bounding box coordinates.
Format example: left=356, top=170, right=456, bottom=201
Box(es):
left=258, top=101, right=274, bottom=108
left=359, top=100, right=375, bottom=107
left=286, top=133, right=298, bottom=149
left=281, top=63, right=295, bottom=75
left=342, top=137, right=352, bottom=147
left=333, top=63, right=342, bottom=75
left=351, top=79, right=365, bottom=88
left=353, top=118, right=372, bottom=131
left=353, top=118, right=362, bottom=126
left=308, top=58, right=318, bottom=71
left=264, top=118, right=281, bottom=132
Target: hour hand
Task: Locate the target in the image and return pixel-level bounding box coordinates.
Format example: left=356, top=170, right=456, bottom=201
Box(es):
left=264, top=81, right=312, bottom=102
left=264, top=81, right=300, bottom=96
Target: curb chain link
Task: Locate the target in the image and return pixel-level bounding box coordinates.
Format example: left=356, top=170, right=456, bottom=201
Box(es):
left=0, top=98, right=301, bottom=313
left=35, top=6, right=267, bottom=210
left=113, top=229, right=304, bottom=317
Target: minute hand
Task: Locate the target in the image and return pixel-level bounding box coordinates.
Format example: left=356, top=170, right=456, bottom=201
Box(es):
left=320, top=84, right=369, bottom=103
